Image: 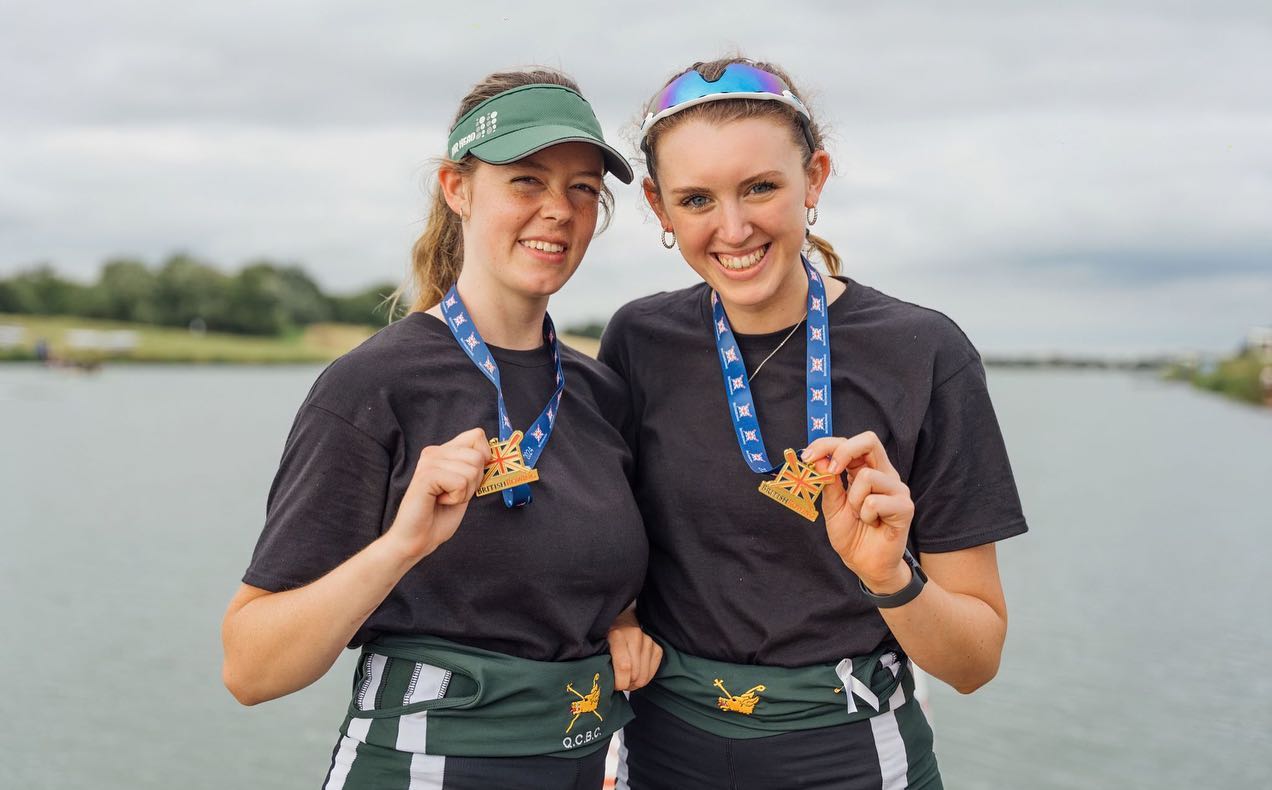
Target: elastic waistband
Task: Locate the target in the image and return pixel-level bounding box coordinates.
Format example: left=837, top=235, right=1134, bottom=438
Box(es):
left=637, top=639, right=911, bottom=739
left=341, top=634, right=631, bottom=758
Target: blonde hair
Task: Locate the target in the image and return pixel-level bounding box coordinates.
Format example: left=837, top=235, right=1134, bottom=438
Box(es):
left=640, top=57, right=841, bottom=275
left=394, top=68, right=615, bottom=314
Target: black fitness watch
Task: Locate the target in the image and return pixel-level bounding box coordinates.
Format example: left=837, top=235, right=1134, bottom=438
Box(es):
left=859, top=550, right=927, bottom=609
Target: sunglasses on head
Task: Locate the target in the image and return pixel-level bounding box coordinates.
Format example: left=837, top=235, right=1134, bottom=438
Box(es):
left=639, top=62, right=815, bottom=151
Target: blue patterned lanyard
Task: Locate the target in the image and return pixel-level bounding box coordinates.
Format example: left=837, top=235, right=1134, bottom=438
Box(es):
left=439, top=285, right=565, bottom=508
left=711, top=257, right=832, bottom=474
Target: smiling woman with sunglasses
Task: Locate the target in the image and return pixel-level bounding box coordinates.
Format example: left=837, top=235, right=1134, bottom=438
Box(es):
left=221, top=69, right=661, bottom=790
left=599, top=58, right=1029, bottom=789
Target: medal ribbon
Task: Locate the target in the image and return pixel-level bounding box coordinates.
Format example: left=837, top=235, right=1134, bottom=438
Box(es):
left=712, top=257, right=831, bottom=474
left=439, top=285, right=565, bottom=508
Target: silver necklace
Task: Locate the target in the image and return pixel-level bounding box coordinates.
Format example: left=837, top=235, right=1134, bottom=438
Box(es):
left=747, top=312, right=807, bottom=381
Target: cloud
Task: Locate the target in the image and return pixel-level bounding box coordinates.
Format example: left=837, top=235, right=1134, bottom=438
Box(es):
left=1, top=0, right=1269, bottom=353
left=821, top=110, right=1272, bottom=281
left=0, top=123, right=437, bottom=289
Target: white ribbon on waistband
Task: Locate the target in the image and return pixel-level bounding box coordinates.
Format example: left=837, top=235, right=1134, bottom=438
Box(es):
left=834, top=652, right=902, bottom=715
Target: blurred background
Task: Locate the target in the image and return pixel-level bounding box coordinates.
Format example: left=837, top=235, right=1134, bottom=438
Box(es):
left=2, top=1, right=1269, bottom=788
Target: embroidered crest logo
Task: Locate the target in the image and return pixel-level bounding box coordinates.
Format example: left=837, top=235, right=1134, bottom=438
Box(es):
left=757, top=448, right=834, bottom=522
left=565, top=673, right=604, bottom=733
left=476, top=430, right=539, bottom=497
left=713, top=678, right=766, bottom=715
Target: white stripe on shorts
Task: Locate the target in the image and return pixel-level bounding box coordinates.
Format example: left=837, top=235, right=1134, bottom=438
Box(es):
left=396, top=663, right=453, bottom=753
left=356, top=653, right=389, bottom=711
left=322, top=735, right=360, bottom=790
left=407, top=753, right=446, bottom=789
left=869, top=670, right=911, bottom=790
left=613, top=727, right=631, bottom=790
left=344, top=654, right=389, bottom=745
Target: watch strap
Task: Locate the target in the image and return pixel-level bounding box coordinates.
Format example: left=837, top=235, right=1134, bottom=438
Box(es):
left=860, top=551, right=927, bottom=609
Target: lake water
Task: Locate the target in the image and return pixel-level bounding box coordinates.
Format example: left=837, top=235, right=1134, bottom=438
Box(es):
left=1, top=365, right=1269, bottom=789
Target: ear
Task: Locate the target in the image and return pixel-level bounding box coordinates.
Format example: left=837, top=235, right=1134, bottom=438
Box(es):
left=643, top=176, right=672, bottom=231
left=804, top=149, right=832, bottom=209
left=437, top=164, right=470, bottom=219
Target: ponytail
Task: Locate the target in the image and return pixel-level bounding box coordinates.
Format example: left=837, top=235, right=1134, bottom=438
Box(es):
left=806, top=231, right=841, bottom=276
left=391, top=159, right=474, bottom=314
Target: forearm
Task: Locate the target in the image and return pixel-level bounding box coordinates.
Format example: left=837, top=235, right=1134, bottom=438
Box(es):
left=862, top=549, right=1007, bottom=694
left=221, top=533, right=422, bottom=705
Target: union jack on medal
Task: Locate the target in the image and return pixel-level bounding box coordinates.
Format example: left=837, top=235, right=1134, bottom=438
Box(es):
left=757, top=448, right=834, bottom=522
left=477, top=430, right=540, bottom=497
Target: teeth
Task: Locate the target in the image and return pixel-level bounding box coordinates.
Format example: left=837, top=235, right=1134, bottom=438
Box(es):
left=522, top=240, right=565, bottom=253
left=716, top=245, right=768, bottom=270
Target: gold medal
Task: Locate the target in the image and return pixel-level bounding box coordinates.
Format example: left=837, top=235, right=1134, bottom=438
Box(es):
left=477, top=430, right=540, bottom=497
left=758, top=448, right=834, bottom=522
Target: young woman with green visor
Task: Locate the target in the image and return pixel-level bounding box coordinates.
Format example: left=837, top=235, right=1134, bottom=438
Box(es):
left=222, top=68, right=661, bottom=790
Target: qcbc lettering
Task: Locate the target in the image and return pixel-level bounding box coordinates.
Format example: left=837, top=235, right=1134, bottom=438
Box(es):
left=561, top=726, right=603, bottom=750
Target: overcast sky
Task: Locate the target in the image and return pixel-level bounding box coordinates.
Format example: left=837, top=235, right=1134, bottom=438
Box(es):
left=2, top=0, right=1269, bottom=354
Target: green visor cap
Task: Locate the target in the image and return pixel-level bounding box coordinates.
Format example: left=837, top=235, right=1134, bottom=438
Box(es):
left=447, top=84, right=634, bottom=184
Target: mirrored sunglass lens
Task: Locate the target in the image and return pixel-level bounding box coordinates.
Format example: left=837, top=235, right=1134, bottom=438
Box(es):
left=714, top=64, right=784, bottom=94
left=654, top=64, right=785, bottom=111
left=654, top=71, right=704, bottom=111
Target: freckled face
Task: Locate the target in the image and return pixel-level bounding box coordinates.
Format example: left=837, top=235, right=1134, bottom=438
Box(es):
left=647, top=116, right=826, bottom=315
left=459, top=142, right=605, bottom=300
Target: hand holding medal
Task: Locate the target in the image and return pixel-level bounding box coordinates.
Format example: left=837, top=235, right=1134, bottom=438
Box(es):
left=439, top=285, right=565, bottom=508
left=387, top=427, right=492, bottom=561
left=757, top=448, right=835, bottom=521
left=800, top=432, right=916, bottom=592
left=477, top=430, right=539, bottom=497
left=712, top=257, right=836, bottom=520
left=711, top=255, right=914, bottom=583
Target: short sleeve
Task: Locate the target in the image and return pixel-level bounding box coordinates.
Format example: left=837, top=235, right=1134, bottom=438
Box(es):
left=597, top=312, right=640, bottom=455
left=907, top=358, right=1028, bottom=553
left=597, top=311, right=629, bottom=381
left=243, top=403, right=392, bottom=591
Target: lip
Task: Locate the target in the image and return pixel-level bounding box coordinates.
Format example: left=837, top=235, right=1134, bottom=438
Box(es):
left=710, top=243, right=772, bottom=280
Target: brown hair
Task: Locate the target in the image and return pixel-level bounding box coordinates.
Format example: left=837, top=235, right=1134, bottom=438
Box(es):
left=641, top=57, right=841, bottom=275
left=394, top=68, right=615, bottom=314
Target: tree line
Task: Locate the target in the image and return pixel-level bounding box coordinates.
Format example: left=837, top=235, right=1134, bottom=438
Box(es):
left=0, top=255, right=399, bottom=336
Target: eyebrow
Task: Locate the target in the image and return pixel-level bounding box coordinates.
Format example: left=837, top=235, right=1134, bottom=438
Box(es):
left=668, top=170, right=784, bottom=196
left=512, top=157, right=603, bottom=180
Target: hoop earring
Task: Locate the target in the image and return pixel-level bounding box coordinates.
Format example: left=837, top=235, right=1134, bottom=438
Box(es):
left=806, top=206, right=818, bottom=226
left=661, top=229, right=676, bottom=249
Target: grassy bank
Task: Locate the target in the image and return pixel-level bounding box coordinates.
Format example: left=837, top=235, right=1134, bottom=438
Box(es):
left=0, top=314, right=600, bottom=364
left=0, top=314, right=380, bottom=364
left=1166, top=352, right=1271, bottom=407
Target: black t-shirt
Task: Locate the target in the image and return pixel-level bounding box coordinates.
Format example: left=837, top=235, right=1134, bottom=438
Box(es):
left=598, top=277, right=1027, bottom=667
left=244, top=312, right=648, bottom=661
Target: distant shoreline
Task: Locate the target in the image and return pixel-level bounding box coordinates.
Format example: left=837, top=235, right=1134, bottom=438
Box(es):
left=4, top=314, right=1265, bottom=412
left=0, top=313, right=601, bottom=364
left=0, top=313, right=376, bottom=365
left=982, top=356, right=1170, bottom=371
